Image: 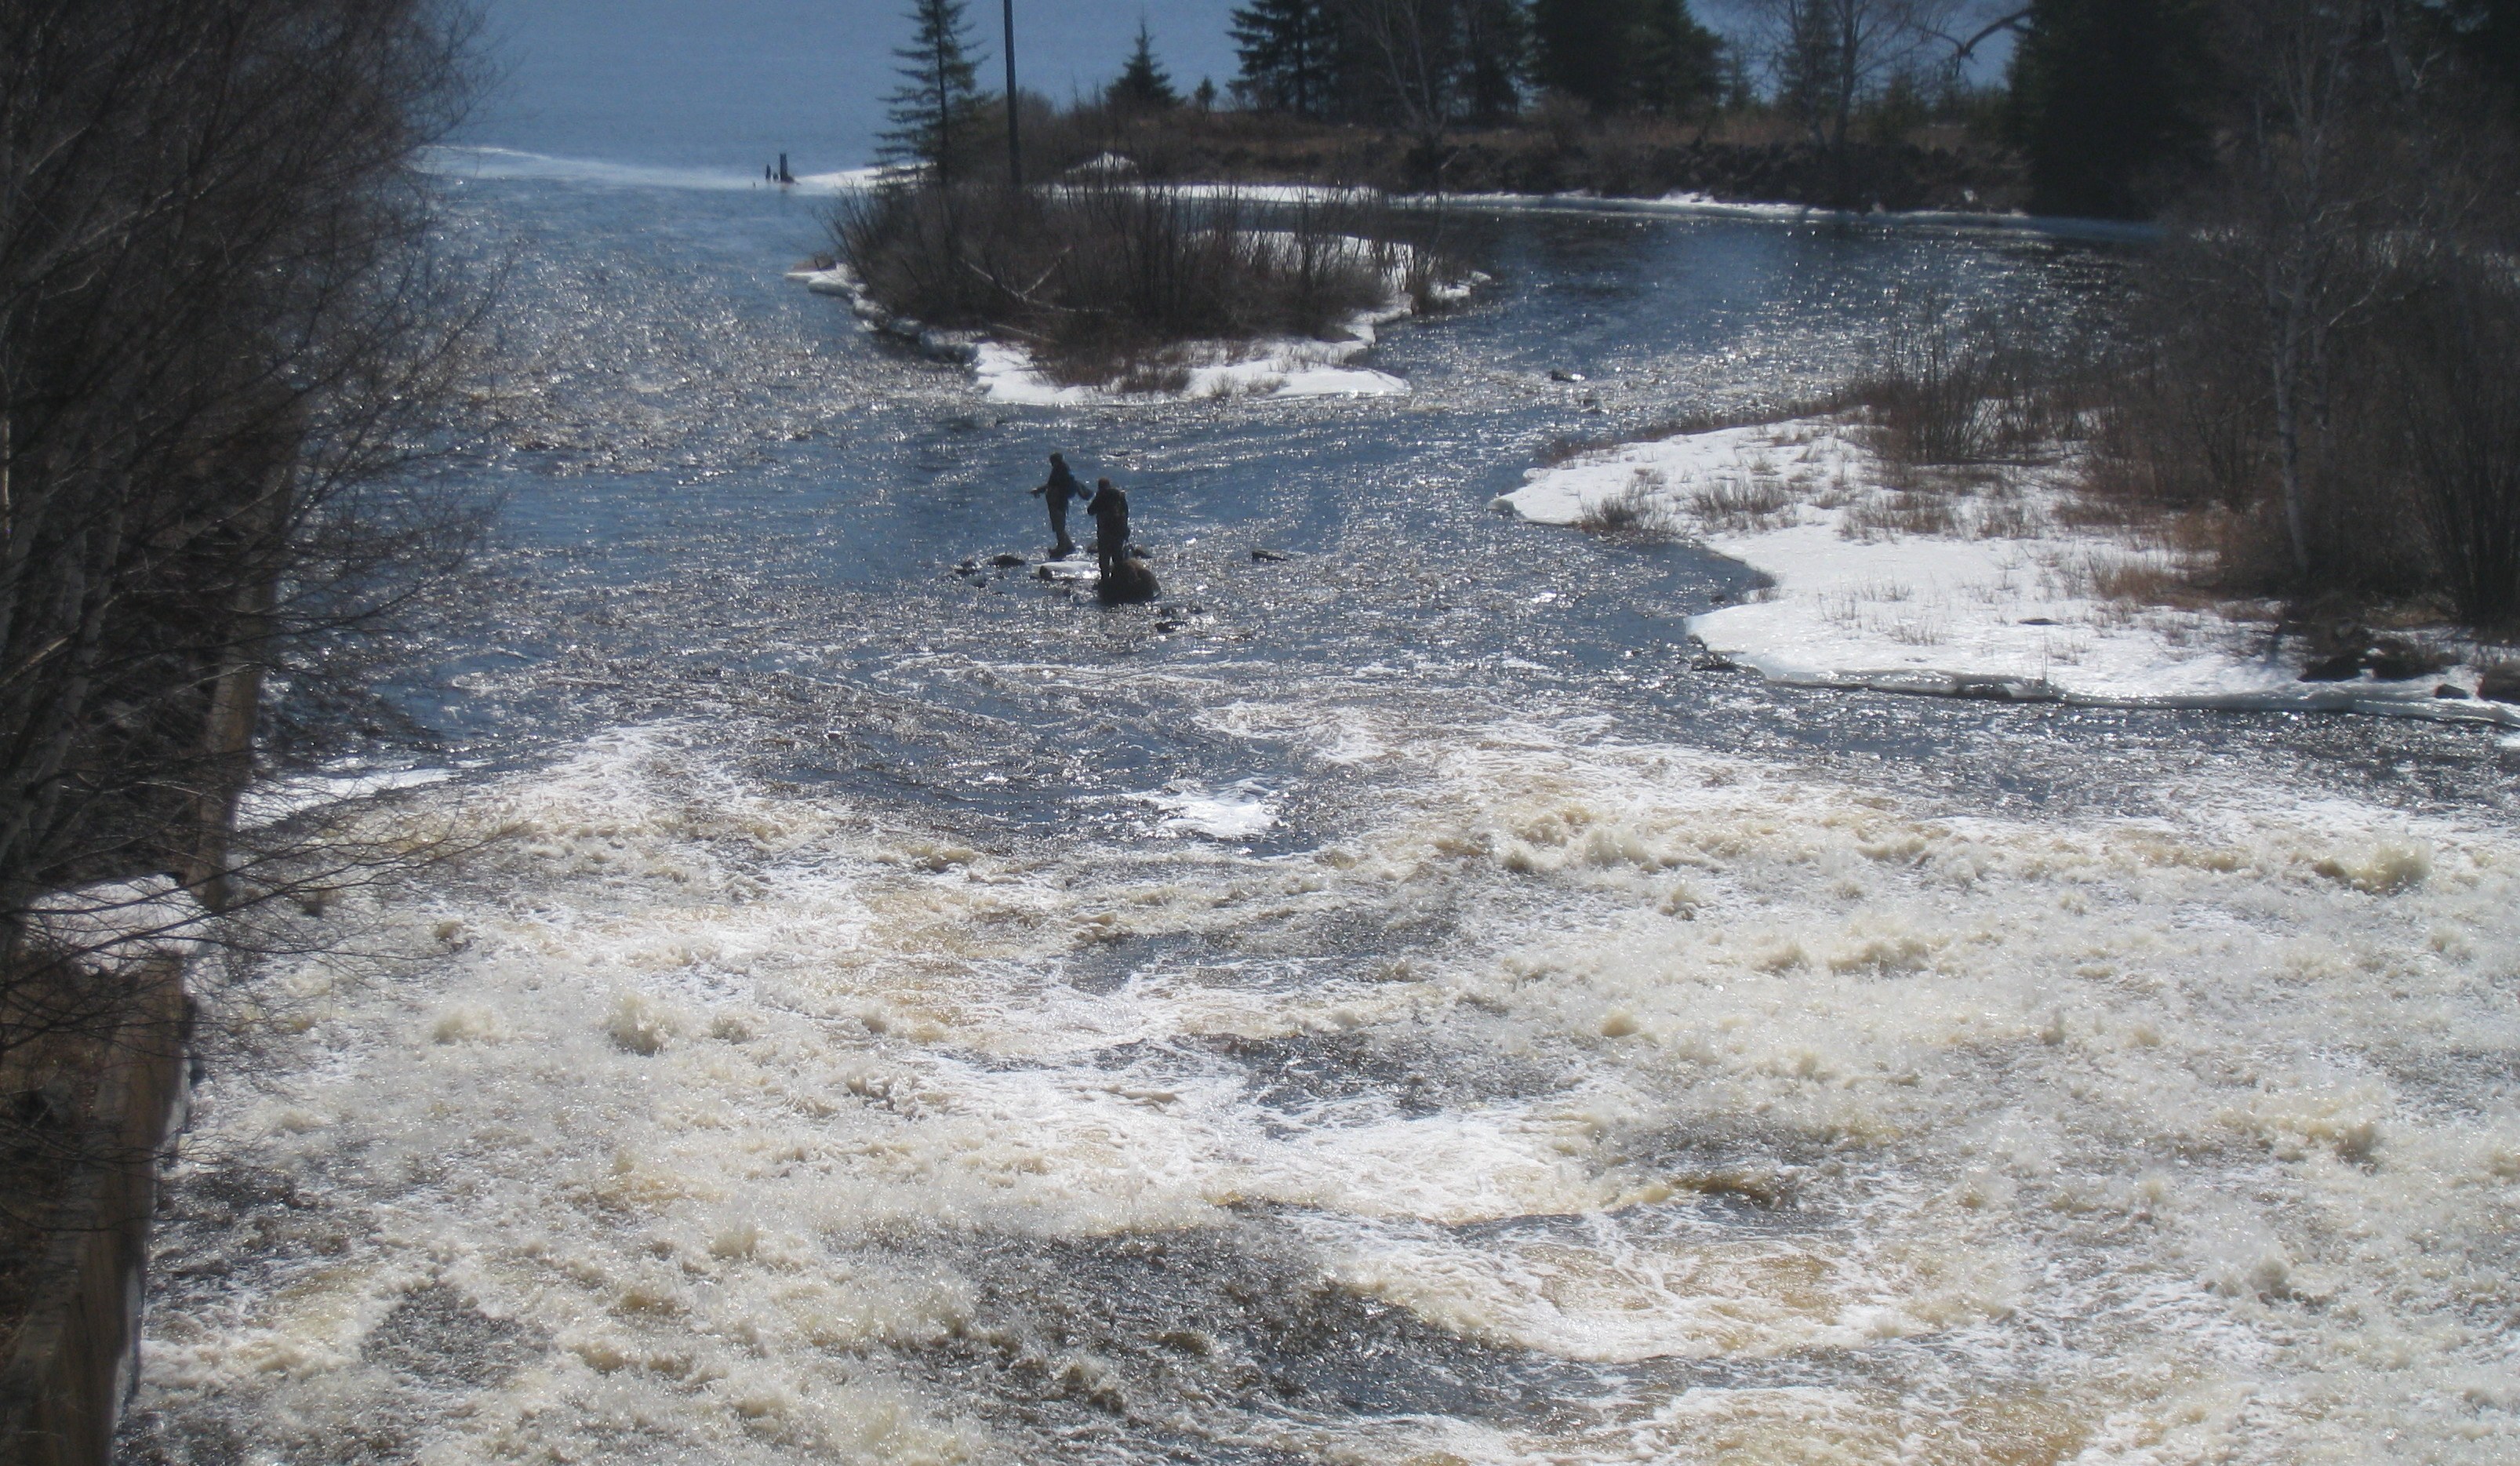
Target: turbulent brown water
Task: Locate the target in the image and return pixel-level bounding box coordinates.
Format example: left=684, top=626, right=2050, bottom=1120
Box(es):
left=117, top=157, right=2520, bottom=1466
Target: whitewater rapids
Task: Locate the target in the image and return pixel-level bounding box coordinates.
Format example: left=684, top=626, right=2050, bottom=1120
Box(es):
left=128, top=704, right=2520, bottom=1464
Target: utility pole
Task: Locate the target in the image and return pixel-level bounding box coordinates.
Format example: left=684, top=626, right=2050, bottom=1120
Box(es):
left=1002, top=0, right=1022, bottom=187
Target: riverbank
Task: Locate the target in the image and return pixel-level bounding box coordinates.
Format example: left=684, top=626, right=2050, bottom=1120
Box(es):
left=791, top=242, right=1472, bottom=405
left=122, top=166, right=2520, bottom=1466
left=1007, top=111, right=2023, bottom=214
left=1504, top=417, right=2520, bottom=724
left=2, top=883, right=204, bottom=1466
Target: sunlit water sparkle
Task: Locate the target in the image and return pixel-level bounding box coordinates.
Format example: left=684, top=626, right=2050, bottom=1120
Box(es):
left=117, top=162, right=2520, bottom=1466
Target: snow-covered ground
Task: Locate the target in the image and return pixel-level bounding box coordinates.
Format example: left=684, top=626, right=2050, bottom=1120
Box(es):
left=790, top=239, right=1470, bottom=406
left=966, top=309, right=1413, bottom=406
left=1504, top=417, right=2520, bottom=723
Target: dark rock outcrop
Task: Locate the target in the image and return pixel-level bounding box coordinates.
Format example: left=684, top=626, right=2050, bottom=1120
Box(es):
left=1098, top=560, right=1161, bottom=605
left=1, top=968, right=191, bottom=1466
left=2296, top=624, right=2453, bottom=683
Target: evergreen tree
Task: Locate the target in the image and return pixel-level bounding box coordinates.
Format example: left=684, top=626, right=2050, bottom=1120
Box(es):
left=1457, top=0, right=1533, bottom=123
left=1231, top=0, right=1336, bottom=117
left=2009, top=0, right=2210, bottom=217
left=1531, top=0, right=1617, bottom=108
left=1639, top=0, right=1724, bottom=115
left=1533, top=0, right=1718, bottom=113
left=1111, top=20, right=1181, bottom=108
left=878, top=0, right=992, bottom=183
left=1773, top=0, right=1849, bottom=143
left=2449, top=0, right=2520, bottom=108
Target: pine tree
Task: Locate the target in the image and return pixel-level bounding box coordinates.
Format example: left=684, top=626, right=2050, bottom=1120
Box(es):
left=878, top=0, right=992, bottom=183
left=2009, top=0, right=2209, bottom=217
left=1111, top=20, right=1181, bottom=108
left=1533, top=0, right=1716, bottom=113
left=1772, top=0, right=1847, bottom=144
left=1638, top=0, right=1723, bottom=115
left=1231, top=0, right=1336, bottom=117
left=1457, top=0, right=1533, bottom=123
left=2449, top=0, right=2520, bottom=110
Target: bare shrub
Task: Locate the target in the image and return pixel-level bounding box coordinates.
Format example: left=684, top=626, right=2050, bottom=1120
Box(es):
left=1855, top=295, right=1995, bottom=465
left=2374, top=260, right=2520, bottom=626
left=2040, top=550, right=2189, bottom=605
left=0, top=0, right=486, bottom=1227
left=2065, top=0, right=2520, bottom=625
left=1115, top=357, right=1197, bottom=396
left=2081, top=260, right=2271, bottom=518
left=1972, top=496, right=2045, bottom=539
left=1856, top=290, right=2099, bottom=467
left=836, top=180, right=1459, bottom=387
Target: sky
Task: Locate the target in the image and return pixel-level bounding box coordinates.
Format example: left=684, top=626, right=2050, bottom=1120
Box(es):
left=457, top=0, right=2001, bottom=175
left=462, top=0, right=1253, bottom=173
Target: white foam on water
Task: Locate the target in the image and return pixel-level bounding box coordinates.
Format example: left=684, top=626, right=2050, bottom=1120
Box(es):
left=420, top=146, right=791, bottom=194
left=1136, top=781, right=1279, bottom=840
left=135, top=717, right=2520, bottom=1464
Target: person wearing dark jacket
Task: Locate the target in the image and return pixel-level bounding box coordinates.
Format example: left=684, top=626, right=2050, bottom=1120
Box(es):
left=1085, top=477, right=1129, bottom=578
left=1031, top=453, right=1085, bottom=557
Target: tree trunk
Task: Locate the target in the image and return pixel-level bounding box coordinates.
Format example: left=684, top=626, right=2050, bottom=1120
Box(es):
left=2268, top=289, right=2314, bottom=580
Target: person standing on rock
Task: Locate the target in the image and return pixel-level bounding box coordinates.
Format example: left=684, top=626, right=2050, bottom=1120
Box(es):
left=1086, top=476, right=1130, bottom=579
left=1031, top=453, right=1085, bottom=558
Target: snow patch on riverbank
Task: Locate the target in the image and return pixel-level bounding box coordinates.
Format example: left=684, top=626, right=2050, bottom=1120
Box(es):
left=970, top=315, right=1411, bottom=406
left=1504, top=418, right=2520, bottom=723
left=790, top=241, right=1469, bottom=405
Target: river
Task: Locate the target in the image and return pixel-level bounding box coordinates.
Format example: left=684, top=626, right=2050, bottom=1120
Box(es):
left=116, top=159, right=2520, bottom=1466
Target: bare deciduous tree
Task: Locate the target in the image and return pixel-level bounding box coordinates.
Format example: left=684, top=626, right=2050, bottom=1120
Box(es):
left=1348, top=0, right=1465, bottom=149
left=0, top=0, right=485, bottom=1187
left=1755, top=0, right=1966, bottom=149
left=2201, top=0, right=2404, bottom=579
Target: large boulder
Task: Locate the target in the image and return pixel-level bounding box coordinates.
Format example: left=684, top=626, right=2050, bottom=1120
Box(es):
left=1097, top=558, right=1160, bottom=605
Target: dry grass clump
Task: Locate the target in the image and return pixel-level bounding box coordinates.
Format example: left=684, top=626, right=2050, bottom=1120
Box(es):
left=2038, top=550, right=2194, bottom=605
left=1840, top=489, right=1962, bottom=540
left=1689, top=475, right=1798, bottom=534
left=1970, top=494, right=2045, bottom=539
left=1576, top=468, right=1683, bottom=537
left=836, top=180, right=1444, bottom=387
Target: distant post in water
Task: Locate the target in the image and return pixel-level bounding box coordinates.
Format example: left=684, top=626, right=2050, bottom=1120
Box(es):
left=1001, top=0, right=1021, bottom=187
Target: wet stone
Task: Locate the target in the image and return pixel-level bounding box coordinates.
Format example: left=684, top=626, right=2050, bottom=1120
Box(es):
left=362, top=1283, right=544, bottom=1388
left=898, top=1224, right=1600, bottom=1454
